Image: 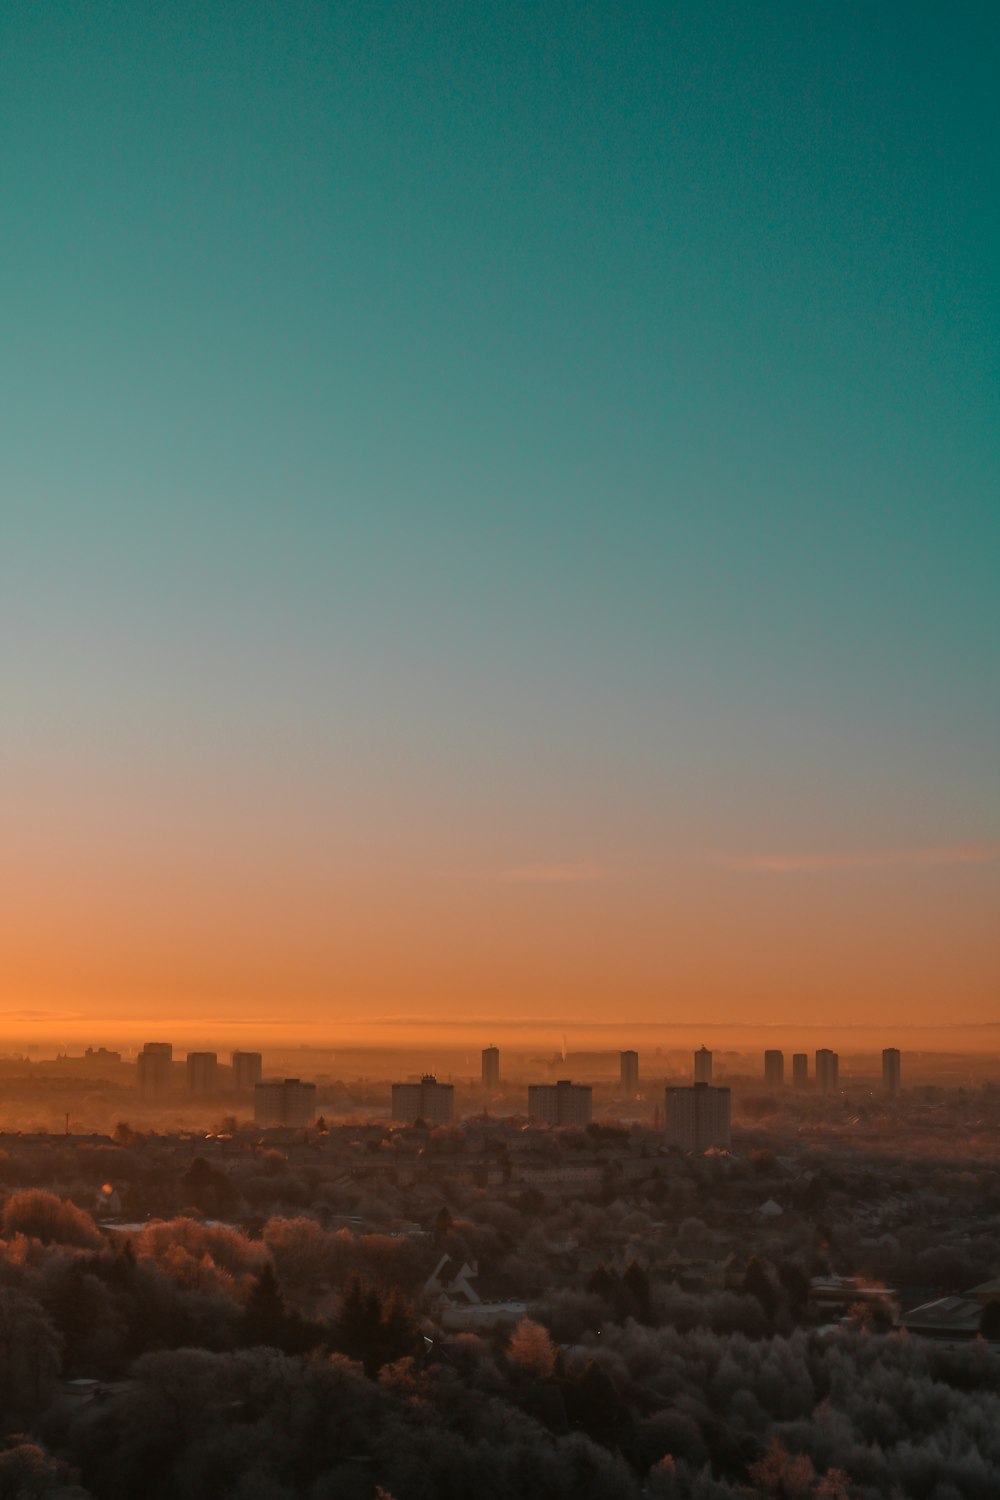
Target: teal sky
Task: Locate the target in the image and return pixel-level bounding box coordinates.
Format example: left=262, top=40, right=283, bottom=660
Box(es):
left=2, top=1, right=997, bottom=1031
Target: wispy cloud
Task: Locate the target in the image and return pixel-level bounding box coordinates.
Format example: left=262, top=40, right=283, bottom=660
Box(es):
left=716, top=843, right=1000, bottom=874
left=501, top=859, right=615, bottom=885
left=0, top=1008, right=84, bottom=1020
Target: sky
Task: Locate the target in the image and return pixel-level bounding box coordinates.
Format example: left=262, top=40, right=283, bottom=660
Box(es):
left=1, top=1, right=997, bottom=1045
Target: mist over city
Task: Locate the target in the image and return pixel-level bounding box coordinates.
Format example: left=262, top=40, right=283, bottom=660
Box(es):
left=2, top=0, right=997, bottom=1497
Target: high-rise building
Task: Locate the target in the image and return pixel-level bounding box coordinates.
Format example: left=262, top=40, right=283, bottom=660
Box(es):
left=137, top=1042, right=173, bottom=1100
left=882, top=1047, right=901, bottom=1095
left=620, top=1049, right=639, bottom=1094
left=665, top=1083, right=731, bottom=1153
left=186, top=1051, right=218, bottom=1095
left=481, top=1046, right=500, bottom=1091
left=254, top=1078, right=317, bottom=1127
left=392, top=1075, right=455, bottom=1127
left=694, top=1046, right=713, bottom=1084
left=816, top=1048, right=839, bottom=1094
left=792, top=1053, right=808, bottom=1089
left=528, top=1079, right=593, bottom=1127
left=764, top=1050, right=785, bottom=1087
left=232, top=1051, right=263, bottom=1091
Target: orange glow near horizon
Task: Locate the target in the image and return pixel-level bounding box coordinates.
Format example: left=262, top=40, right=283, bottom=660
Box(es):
left=2, top=832, right=997, bottom=1051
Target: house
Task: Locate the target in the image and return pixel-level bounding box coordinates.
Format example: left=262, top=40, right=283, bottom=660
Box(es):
left=422, top=1254, right=527, bottom=1331
left=900, top=1296, right=985, bottom=1341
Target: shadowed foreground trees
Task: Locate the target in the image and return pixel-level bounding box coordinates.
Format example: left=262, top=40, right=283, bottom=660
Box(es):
left=2, top=1193, right=103, bottom=1252
left=329, top=1276, right=420, bottom=1376
left=0, top=1443, right=90, bottom=1499
left=2, top=1181, right=1000, bottom=1498
left=0, top=1289, right=61, bottom=1417
left=38, top=1322, right=1000, bottom=1500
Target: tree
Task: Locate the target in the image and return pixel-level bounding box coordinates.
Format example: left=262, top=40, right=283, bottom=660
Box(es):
left=746, top=1437, right=814, bottom=1498
left=378, top=1292, right=419, bottom=1369
left=331, top=1276, right=385, bottom=1376
left=777, top=1261, right=809, bottom=1315
left=0, top=1443, right=90, bottom=1499
left=2, top=1191, right=102, bottom=1250
left=507, top=1318, right=556, bottom=1378
left=622, top=1261, right=652, bottom=1323
left=566, top=1359, right=630, bottom=1448
left=742, top=1258, right=777, bottom=1321
left=180, top=1157, right=237, bottom=1217
left=242, top=1263, right=287, bottom=1349
left=433, top=1206, right=453, bottom=1245
left=814, top=1471, right=851, bottom=1500
left=586, top=1264, right=617, bottom=1301
left=0, top=1288, right=61, bottom=1419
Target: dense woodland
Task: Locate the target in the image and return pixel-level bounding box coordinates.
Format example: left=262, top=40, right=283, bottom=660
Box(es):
left=0, top=1094, right=999, bottom=1497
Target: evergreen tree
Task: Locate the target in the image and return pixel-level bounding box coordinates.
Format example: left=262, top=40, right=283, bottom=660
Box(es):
left=331, top=1275, right=385, bottom=1376
left=243, top=1263, right=287, bottom=1349
left=433, top=1206, right=453, bottom=1244
left=742, top=1257, right=777, bottom=1321
left=622, top=1261, right=652, bottom=1323
left=378, top=1292, right=419, bottom=1368
left=586, top=1264, right=617, bottom=1300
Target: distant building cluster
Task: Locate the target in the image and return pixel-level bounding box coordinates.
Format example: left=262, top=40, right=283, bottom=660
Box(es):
left=754, top=1045, right=902, bottom=1095
left=122, top=1038, right=903, bottom=1144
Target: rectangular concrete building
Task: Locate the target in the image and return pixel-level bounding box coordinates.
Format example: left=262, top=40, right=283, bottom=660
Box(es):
left=815, top=1049, right=839, bottom=1094
left=481, top=1046, right=500, bottom=1091
left=137, top=1042, right=173, bottom=1100
left=254, top=1078, right=317, bottom=1127
left=665, top=1082, right=731, bottom=1153
left=620, top=1050, right=639, bottom=1093
left=232, top=1051, right=263, bottom=1090
left=528, top=1080, right=593, bottom=1127
left=764, top=1050, right=784, bottom=1087
left=882, top=1047, right=901, bottom=1095
left=186, top=1052, right=218, bottom=1095
left=392, top=1075, right=455, bottom=1127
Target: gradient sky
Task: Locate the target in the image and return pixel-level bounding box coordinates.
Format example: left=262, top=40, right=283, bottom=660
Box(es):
left=2, top=1, right=997, bottom=1041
